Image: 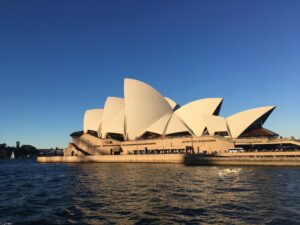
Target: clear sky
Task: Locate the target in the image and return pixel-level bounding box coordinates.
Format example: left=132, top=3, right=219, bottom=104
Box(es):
left=0, top=0, right=299, bottom=148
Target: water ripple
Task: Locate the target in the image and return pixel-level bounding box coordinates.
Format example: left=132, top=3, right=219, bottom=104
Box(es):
left=0, top=160, right=300, bottom=224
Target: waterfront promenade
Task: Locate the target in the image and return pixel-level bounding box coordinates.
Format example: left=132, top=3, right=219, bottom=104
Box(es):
left=38, top=151, right=300, bottom=166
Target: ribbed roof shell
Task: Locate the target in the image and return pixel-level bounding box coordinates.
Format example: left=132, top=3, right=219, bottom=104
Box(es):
left=82, top=79, right=276, bottom=141
left=83, top=109, right=103, bottom=135
left=101, top=97, right=125, bottom=138
left=164, top=97, right=179, bottom=110
left=145, top=112, right=173, bottom=135
left=201, top=115, right=228, bottom=135
left=227, top=106, right=276, bottom=138
left=175, top=98, right=224, bottom=136
left=165, top=113, right=190, bottom=135
left=124, top=78, right=173, bottom=140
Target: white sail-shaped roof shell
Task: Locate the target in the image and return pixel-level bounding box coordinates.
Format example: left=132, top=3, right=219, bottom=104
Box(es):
left=175, top=98, right=224, bottom=136
left=82, top=79, right=276, bottom=141
left=164, top=97, right=179, bottom=110
left=227, top=106, right=276, bottom=138
left=106, top=110, right=125, bottom=136
left=101, top=97, right=125, bottom=138
left=145, top=112, right=173, bottom=135
left=177, top=98, right=223, bottom=116
left=165, top=114, right=190, bottom=135
left=201, top=115, right=228, bottom=135
left=124, top=78, right=173, bottom=140
left=83, top=109, right=103, bottom=135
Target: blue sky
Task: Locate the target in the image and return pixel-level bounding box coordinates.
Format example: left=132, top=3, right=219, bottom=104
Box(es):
left=0, top=0, right=299, bottom=148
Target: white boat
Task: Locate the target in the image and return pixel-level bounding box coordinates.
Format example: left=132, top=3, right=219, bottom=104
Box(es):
left=10, top=150, right=15, bottom=159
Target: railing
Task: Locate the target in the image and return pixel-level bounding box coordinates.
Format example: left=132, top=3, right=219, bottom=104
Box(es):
left=235, top=138, right=300, bottom=145
left=218, top=151, right=300, bottom=157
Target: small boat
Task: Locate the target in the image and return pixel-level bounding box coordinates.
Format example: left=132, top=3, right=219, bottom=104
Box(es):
left=10, top=150, right=15, bottom=159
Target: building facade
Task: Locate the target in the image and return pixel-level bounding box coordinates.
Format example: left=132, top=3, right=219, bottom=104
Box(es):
left=65, top=78, right=280, bottom=156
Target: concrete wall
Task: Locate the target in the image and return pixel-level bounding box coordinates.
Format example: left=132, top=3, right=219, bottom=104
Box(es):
left=38, top=154, right=300, bottom=166
left=64, top=134, right=122, bottom=156
left=121, top=136, right=234, bottom=154
left=64, top=134, right=235, bottom=156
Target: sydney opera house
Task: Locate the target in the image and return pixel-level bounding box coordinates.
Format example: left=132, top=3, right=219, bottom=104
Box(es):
left=62, top=78, right=300, bottom=158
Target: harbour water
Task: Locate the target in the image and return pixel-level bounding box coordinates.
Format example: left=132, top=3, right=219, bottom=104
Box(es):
left=0, top=159, right=300, bottom=224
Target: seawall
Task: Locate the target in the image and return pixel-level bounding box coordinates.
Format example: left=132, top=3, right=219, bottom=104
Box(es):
left=37, top=154, right=300, bottom=166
